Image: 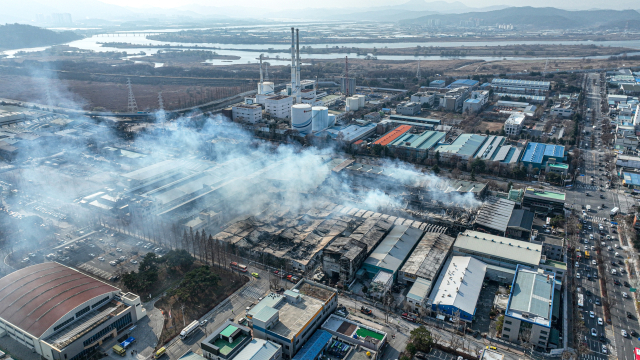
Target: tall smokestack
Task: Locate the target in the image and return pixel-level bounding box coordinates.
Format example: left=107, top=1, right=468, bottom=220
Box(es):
left=291, top=27, right=296, bottom=98
left=259, top=54, right=263, bottom=84
left=296, top=28, right=301, bottom=104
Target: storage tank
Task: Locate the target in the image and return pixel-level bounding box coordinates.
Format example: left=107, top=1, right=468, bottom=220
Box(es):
left=312, top=106, right=329, bottom=132
left=355, top=94, right=366, bottom=108
left=328, top=114, right=336, bottom=128
left=262, top=82, right=274, bottom=95
left=291, top=104, right=312, bottom=133
left=346, top=97, right=359, bottom=111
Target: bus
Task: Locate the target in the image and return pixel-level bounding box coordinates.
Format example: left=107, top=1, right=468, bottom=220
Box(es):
left=611, top=207, right=619, bottom=217
left=585, top=251, right=590, bottom=260
left=634, top=347, right=640, bottom=360
left=180, top=320, right=200, bottom=340
left=578, top=293, right=584, bottom=308
left=230, top=262, right=248, bottom=272
left=154, top=347, right=166, bottom=359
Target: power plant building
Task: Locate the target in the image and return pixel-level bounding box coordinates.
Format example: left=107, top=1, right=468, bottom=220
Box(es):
left=232, top=104, right=263, bottom=124
left=291, top=104, right=313, bottom=133
left=0, top=263, right=146, bottom=360
left=265, top=96, right=293, bottom=119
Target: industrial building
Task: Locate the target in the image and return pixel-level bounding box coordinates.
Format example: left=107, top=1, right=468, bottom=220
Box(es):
left=340, top=77, right=356, bottom=95
left=321, top=314, right=387, bottom=352
left=410, top=92, right=437, bottom=107
left=505, top=209, right=534, bottom=241
left=317, top=124, right=376, bottom=143
left=232, top=104, right=263, bottom=124
left=0, top=263, right=146, bottom=360
left=387, top=130, right=446, bottom=159
left=473, top=198, right=533, bottom=241
left=429, top=80, right=446, bottom=88
left=388, top=115, right=440, bottom=126
left=396, top=102, right=421, bottom=116
left=248, top=280, right=337, bottom=359
left=502, top=266, right=557, bottom=349
left=429, top=256, right=487, bottom=322
left=522, top=188, right=566, bottom=215
left=504, top=113, right=525, bottom=136
left=452, top=230, right=542, bottom=283
left=361, top=224, right=424, bottom=279
left=433, top=133, right=487, bottom=161
left=265, top=95, right=293, bottom=119
left=549, top=102, right=574, bottom=118
left=474, top=135, right=505, bottom=161
left=440, top=87, right=470, bottom=112
left=490, top=79, right=551, bottom=95
left=373, top=125, right=412, bottom=146
left=520, top=143, right=566, bottom=169
left=491, top=101, right=537, bottom=116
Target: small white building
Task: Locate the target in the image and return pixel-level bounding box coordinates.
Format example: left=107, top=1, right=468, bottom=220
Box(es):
left=396, top=102, right=421, bottom=116
left=232, top=104, right=263, bottom=124
left=265, top=95, right=293, bottom=119
left=410, top=92, right=437, bottom=106
left=504, top=113, right=526, bottom=136
left=549, top=102, right=574, bottom=118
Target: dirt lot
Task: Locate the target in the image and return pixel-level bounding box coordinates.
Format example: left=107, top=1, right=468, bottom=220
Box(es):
left=475, top=121, right=504, bottom=133
left=0, top=74, right=252, bottom=111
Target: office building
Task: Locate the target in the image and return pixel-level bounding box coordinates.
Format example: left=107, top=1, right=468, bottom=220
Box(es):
left=396, top=102, right=421, bottom=116
left=491, top=79, right=551, bottom=95
left=504, top=113, right=525, bottom=136
left=265, top=96, right=293, bottom=119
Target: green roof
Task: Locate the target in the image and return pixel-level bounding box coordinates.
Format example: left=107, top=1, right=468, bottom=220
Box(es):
left=356, top=328, right=384, bottom=341
left=548, top=163, right=568, bottom=169
left=220, top=325, right=238, bottom=338
left=525, top=188, right=566, bottom=201
left=214, top=334, right=247, bottom=356
left=543, top=259, right=567, bottom=271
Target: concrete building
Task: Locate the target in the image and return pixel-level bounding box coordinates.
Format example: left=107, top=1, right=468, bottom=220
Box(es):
left=0, top=263, right=146, bottom=360
left=232, top=104, right=263, bottom=124
left=201, top=321, right=253, bottom=360
left=505, top=209, right=534, bottom=241
left=248, top=280, right=337, bottom=359
left=522, top=188, right=565, bottom=215
left=549, top=102, right=574, bottom=118
left=265, top=95, right=293, bottom=119
left=321, top=315, right=387, bottom=352
left=411, top=92, right=437, bottom=106
left=396, top=102, right=421, bottom=116
left=340, top=77, right=356, bottom=95
left=491, top=79, right=551, bottom=95
left=533, top=235, right=565, bottom=262
left=361, top=224, right=424, bottom=279
left=462, top=90, right=490, bottom=113
left=504, top=113, right=526, bottom=136
left=440, top=87, right=470, bottom=112
left=502, top=266, right=556, bottom=349
left=493, top=101, right=537, bottom=116
left=429, top=256, right=487, bottom=322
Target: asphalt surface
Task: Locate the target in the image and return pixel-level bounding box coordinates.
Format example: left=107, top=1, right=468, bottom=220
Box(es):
left=566, top=72, right=639, bottom=360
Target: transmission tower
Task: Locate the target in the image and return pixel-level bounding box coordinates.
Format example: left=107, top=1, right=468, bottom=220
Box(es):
left=416, top=61, right=421, bottom=81
left=265, top=63, right=269, bottom=81
left=126, top=78, right=138, bottom=112
left=543, top=59, right=549, bottom=74
left=157, top=92, right=166, bottom=126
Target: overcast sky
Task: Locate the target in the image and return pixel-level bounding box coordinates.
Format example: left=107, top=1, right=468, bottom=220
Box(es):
left=99, top=0, right=640, bottom=10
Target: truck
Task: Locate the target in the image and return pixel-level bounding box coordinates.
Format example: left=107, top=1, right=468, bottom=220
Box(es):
left=180, top=320, right=200, bottom=339
left=611, top=207, right=619, bottom=217
left=586, top=205, right=591, bottom=212
left=112, top=337, right=135, bottom=356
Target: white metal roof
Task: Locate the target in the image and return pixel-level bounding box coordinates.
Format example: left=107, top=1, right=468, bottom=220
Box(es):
left=454, top=230, right=541, bottom=267
left=429, top=256, right=487, bottom=316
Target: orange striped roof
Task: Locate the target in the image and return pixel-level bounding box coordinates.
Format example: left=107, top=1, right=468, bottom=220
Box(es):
left=374, top=125, right=412, bottom=146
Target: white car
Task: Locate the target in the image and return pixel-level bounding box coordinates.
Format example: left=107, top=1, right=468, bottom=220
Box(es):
left=576, top=262, right=580, bottom=268
left=89, top=253, right=95, bottom=257
left=622, top=330, right=628, bottom=337
left=98, top=257, right=105, bottom=261
left=591, top=246, right=595, bottom=251
left=615, top=244, right=620, bottom=249
left=608, top=246, right=613, bottom=251
left=109, top=261, right=116, bottom=266
left=598, top=317, right=603, bottom=325
left=592, top=260, right=597, bottom=265
left=577, top=273, right=581, bottom=279
left=116, top=248, right=122, bottom=252
left=602, top=345, right=608, bottom=354
left=623, top=292, right=628, bottom=298
left=130, top=259, right=138, bottom=264
left=589, top=234, right=594, bottom=240
left=590, top=311, right=595, bottom=318
left=591, top=328, right=598, bottom=337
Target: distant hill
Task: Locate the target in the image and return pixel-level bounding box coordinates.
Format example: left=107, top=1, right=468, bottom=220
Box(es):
left=405, top=7, right=640, bottom=29
left=0, top=24, right=82, bottom=50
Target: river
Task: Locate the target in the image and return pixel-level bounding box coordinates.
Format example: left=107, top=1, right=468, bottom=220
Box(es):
left=3, top=32, right=640, bottom=66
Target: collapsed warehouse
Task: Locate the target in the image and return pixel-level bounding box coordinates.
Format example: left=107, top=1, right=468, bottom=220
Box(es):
left=212, top=199, right=446, bottom=286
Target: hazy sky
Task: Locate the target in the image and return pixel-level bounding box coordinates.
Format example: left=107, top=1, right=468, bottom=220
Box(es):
left=98, top=0, right=640, bottom=10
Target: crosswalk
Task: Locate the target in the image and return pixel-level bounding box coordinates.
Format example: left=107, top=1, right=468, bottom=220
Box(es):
left=583, top=216, right=608, bottom=223
left=576, top=185, right=600, bottom=190
left=239, top=286, right=265, bottom=300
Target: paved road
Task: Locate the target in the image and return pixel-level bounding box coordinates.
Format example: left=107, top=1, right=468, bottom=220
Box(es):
left=566, top=72, right=640, bottom=360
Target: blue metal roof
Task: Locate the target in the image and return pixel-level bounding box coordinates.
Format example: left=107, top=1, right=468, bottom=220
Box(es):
left=451, top=79, right=479, bottom=87
left=543, top=144, right=565, bottom=158
left=292, top=330, right=332, bottom=360
left=521, top=142, right=545, bottom=164
left=465, top=99, right=481, bottom=103
left=624, top=172, right=640, bottom=186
